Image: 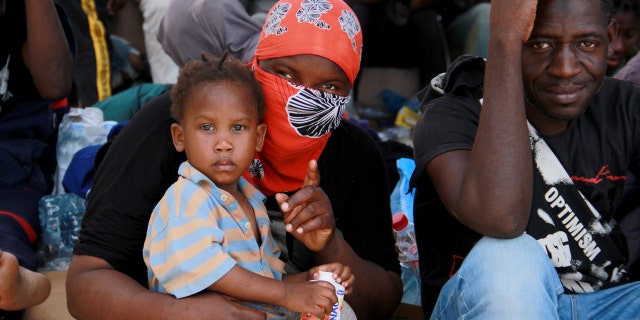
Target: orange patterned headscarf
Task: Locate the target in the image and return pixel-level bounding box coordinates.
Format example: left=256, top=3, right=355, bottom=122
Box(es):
left=244, top=0, right=363, bottom=195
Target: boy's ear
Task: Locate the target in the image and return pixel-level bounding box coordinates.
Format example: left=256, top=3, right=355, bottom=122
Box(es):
left=255, top=123, right=267, bottom=152
left=171, top=123, right=185, bottom=152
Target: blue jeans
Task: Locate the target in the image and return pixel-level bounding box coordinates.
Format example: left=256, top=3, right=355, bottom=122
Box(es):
left=430, top=234, right=640, bottom=320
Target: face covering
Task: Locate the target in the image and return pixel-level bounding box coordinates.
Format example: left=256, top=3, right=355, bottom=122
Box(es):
left=243, top=0, right=363, bottom=195
left=243, top=64, right=349, bottom=195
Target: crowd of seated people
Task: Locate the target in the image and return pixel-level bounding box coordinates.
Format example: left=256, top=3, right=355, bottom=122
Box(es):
left=4, top=0, right=640, bottom=319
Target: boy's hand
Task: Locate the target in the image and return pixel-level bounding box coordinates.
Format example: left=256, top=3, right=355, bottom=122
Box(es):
left=283, top=281, right=337, bottom=318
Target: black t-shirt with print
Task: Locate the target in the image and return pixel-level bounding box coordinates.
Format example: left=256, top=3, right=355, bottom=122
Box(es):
left=75, top=90, right=400, bottom=287
left=410, top=55, right=640, bottom=311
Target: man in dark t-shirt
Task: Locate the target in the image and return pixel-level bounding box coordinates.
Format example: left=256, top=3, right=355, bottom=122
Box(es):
left=411, top=0, right=640, bottom=318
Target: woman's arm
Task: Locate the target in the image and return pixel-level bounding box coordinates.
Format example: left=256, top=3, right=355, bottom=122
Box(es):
left=276, top=186, right=402, bottom=319
left=66, top=255, right=267, bottom=320
left=313, top=236, right=402, bottom=319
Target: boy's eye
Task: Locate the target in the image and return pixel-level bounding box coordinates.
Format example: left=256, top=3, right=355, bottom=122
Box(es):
left=232, top=124, right=245, bottom=131
left=201, top=124, right=214, bottom=131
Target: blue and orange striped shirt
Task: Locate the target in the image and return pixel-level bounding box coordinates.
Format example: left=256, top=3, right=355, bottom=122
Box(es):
left=143, top=161, right=286, bottom=316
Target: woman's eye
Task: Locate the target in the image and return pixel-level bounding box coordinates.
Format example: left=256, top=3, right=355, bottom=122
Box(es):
left=278, top=71, right=294, bottom=80
left=321, top=83, right=337, bottom=91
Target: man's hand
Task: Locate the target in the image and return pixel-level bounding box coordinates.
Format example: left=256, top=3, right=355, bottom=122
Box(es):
left=275, top=160, right=335, bottom=252
left=490, top=0, right=538, bottom=43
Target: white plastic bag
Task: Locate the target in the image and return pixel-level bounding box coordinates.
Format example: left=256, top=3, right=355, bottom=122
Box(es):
left=53, top=107, right=116, bottom=194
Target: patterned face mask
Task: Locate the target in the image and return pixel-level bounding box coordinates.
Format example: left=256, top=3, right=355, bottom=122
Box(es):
left=242, top=0, right=362, bottom=195
left=243, top=64, right=350, bottom=195
left=260, top=69, right=349, bottom=138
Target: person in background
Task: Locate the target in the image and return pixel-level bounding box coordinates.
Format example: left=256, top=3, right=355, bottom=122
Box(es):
left=107, top=0, right=179, bottom=84
left=607, top=0, right=640, bottom=75
left=144, top=52, right=354, bottom=319
left=0, top=0, right=73, bottom=318
left=348, top=0, right=451, bottom=91
left=411, top=0, right=640, bottom=318
left=157, top=0, right=263, bottom=66
left=54, top=0, right=113, bottom=107
left=66, top=0, right=402, bottom=319
left=611, top=0, right=640, bottom=283
left=433, top=0, right=491, bottom=59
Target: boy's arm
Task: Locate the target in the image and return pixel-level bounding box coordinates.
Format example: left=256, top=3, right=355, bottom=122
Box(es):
left=209, top=265, right=337, bottom=317
left=66, top=255, right=267, bottom=320
left=282, top=272, right=308, bottom=283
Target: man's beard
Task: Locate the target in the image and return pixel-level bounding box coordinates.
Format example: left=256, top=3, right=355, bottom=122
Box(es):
left=524, top=95, right=588, bottom=122
left=524, top=79, right=603, bottom=122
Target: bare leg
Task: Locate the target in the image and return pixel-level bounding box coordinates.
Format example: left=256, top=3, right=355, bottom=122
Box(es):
left=0, top=250, right=51, bottom=310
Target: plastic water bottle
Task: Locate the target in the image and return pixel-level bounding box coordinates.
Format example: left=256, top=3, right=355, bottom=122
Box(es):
left=392, top=212, right=419, bottom=271
left=392, top=212, right=421, bottom=306
left=38, top=193, right=87, bottom=270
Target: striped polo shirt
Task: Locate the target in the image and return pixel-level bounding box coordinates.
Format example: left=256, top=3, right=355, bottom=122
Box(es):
left=143, top=161, right=286, bottom=316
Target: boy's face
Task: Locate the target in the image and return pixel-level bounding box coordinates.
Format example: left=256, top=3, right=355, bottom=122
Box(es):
left=522, top=0, right=615, bottom=125
left=171, top=81, right=266, bottom=193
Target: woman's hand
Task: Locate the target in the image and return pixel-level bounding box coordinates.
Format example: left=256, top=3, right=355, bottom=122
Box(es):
left=275, top=160, right=336, bottom=252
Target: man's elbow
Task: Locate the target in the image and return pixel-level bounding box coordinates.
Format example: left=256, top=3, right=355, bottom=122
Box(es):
left=485, top=217, right=528, bottom=239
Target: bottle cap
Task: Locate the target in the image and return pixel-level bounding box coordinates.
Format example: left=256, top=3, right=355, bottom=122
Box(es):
left=392, top=212, right=409, bottom=231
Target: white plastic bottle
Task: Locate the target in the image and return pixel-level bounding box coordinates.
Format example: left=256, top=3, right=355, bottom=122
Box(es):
left=392, top=212, right=421, bottom=306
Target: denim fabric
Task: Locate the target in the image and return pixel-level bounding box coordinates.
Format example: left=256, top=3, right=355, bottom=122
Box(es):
left=430, top=234, right=640, bottom=320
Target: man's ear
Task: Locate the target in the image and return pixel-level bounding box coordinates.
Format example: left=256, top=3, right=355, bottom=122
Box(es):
left=255, top=123, right=267, bottom=152
left=171, top=123, right=185, bottom=152
left=607, top=19, right=619, bottom=58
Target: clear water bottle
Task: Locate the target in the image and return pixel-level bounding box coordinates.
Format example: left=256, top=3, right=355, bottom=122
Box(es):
left=392, top=212, right=419, bottom=269
left=38, top=193, right=87, bottom=270
left=392, top=212, right=421, bottom=306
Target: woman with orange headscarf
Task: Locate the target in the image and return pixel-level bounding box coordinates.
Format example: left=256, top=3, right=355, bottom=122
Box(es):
left=67, top=0, right=403, bottom=319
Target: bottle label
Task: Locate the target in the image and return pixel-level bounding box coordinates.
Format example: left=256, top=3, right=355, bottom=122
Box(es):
left=301, top=271, right=344, bottom=320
